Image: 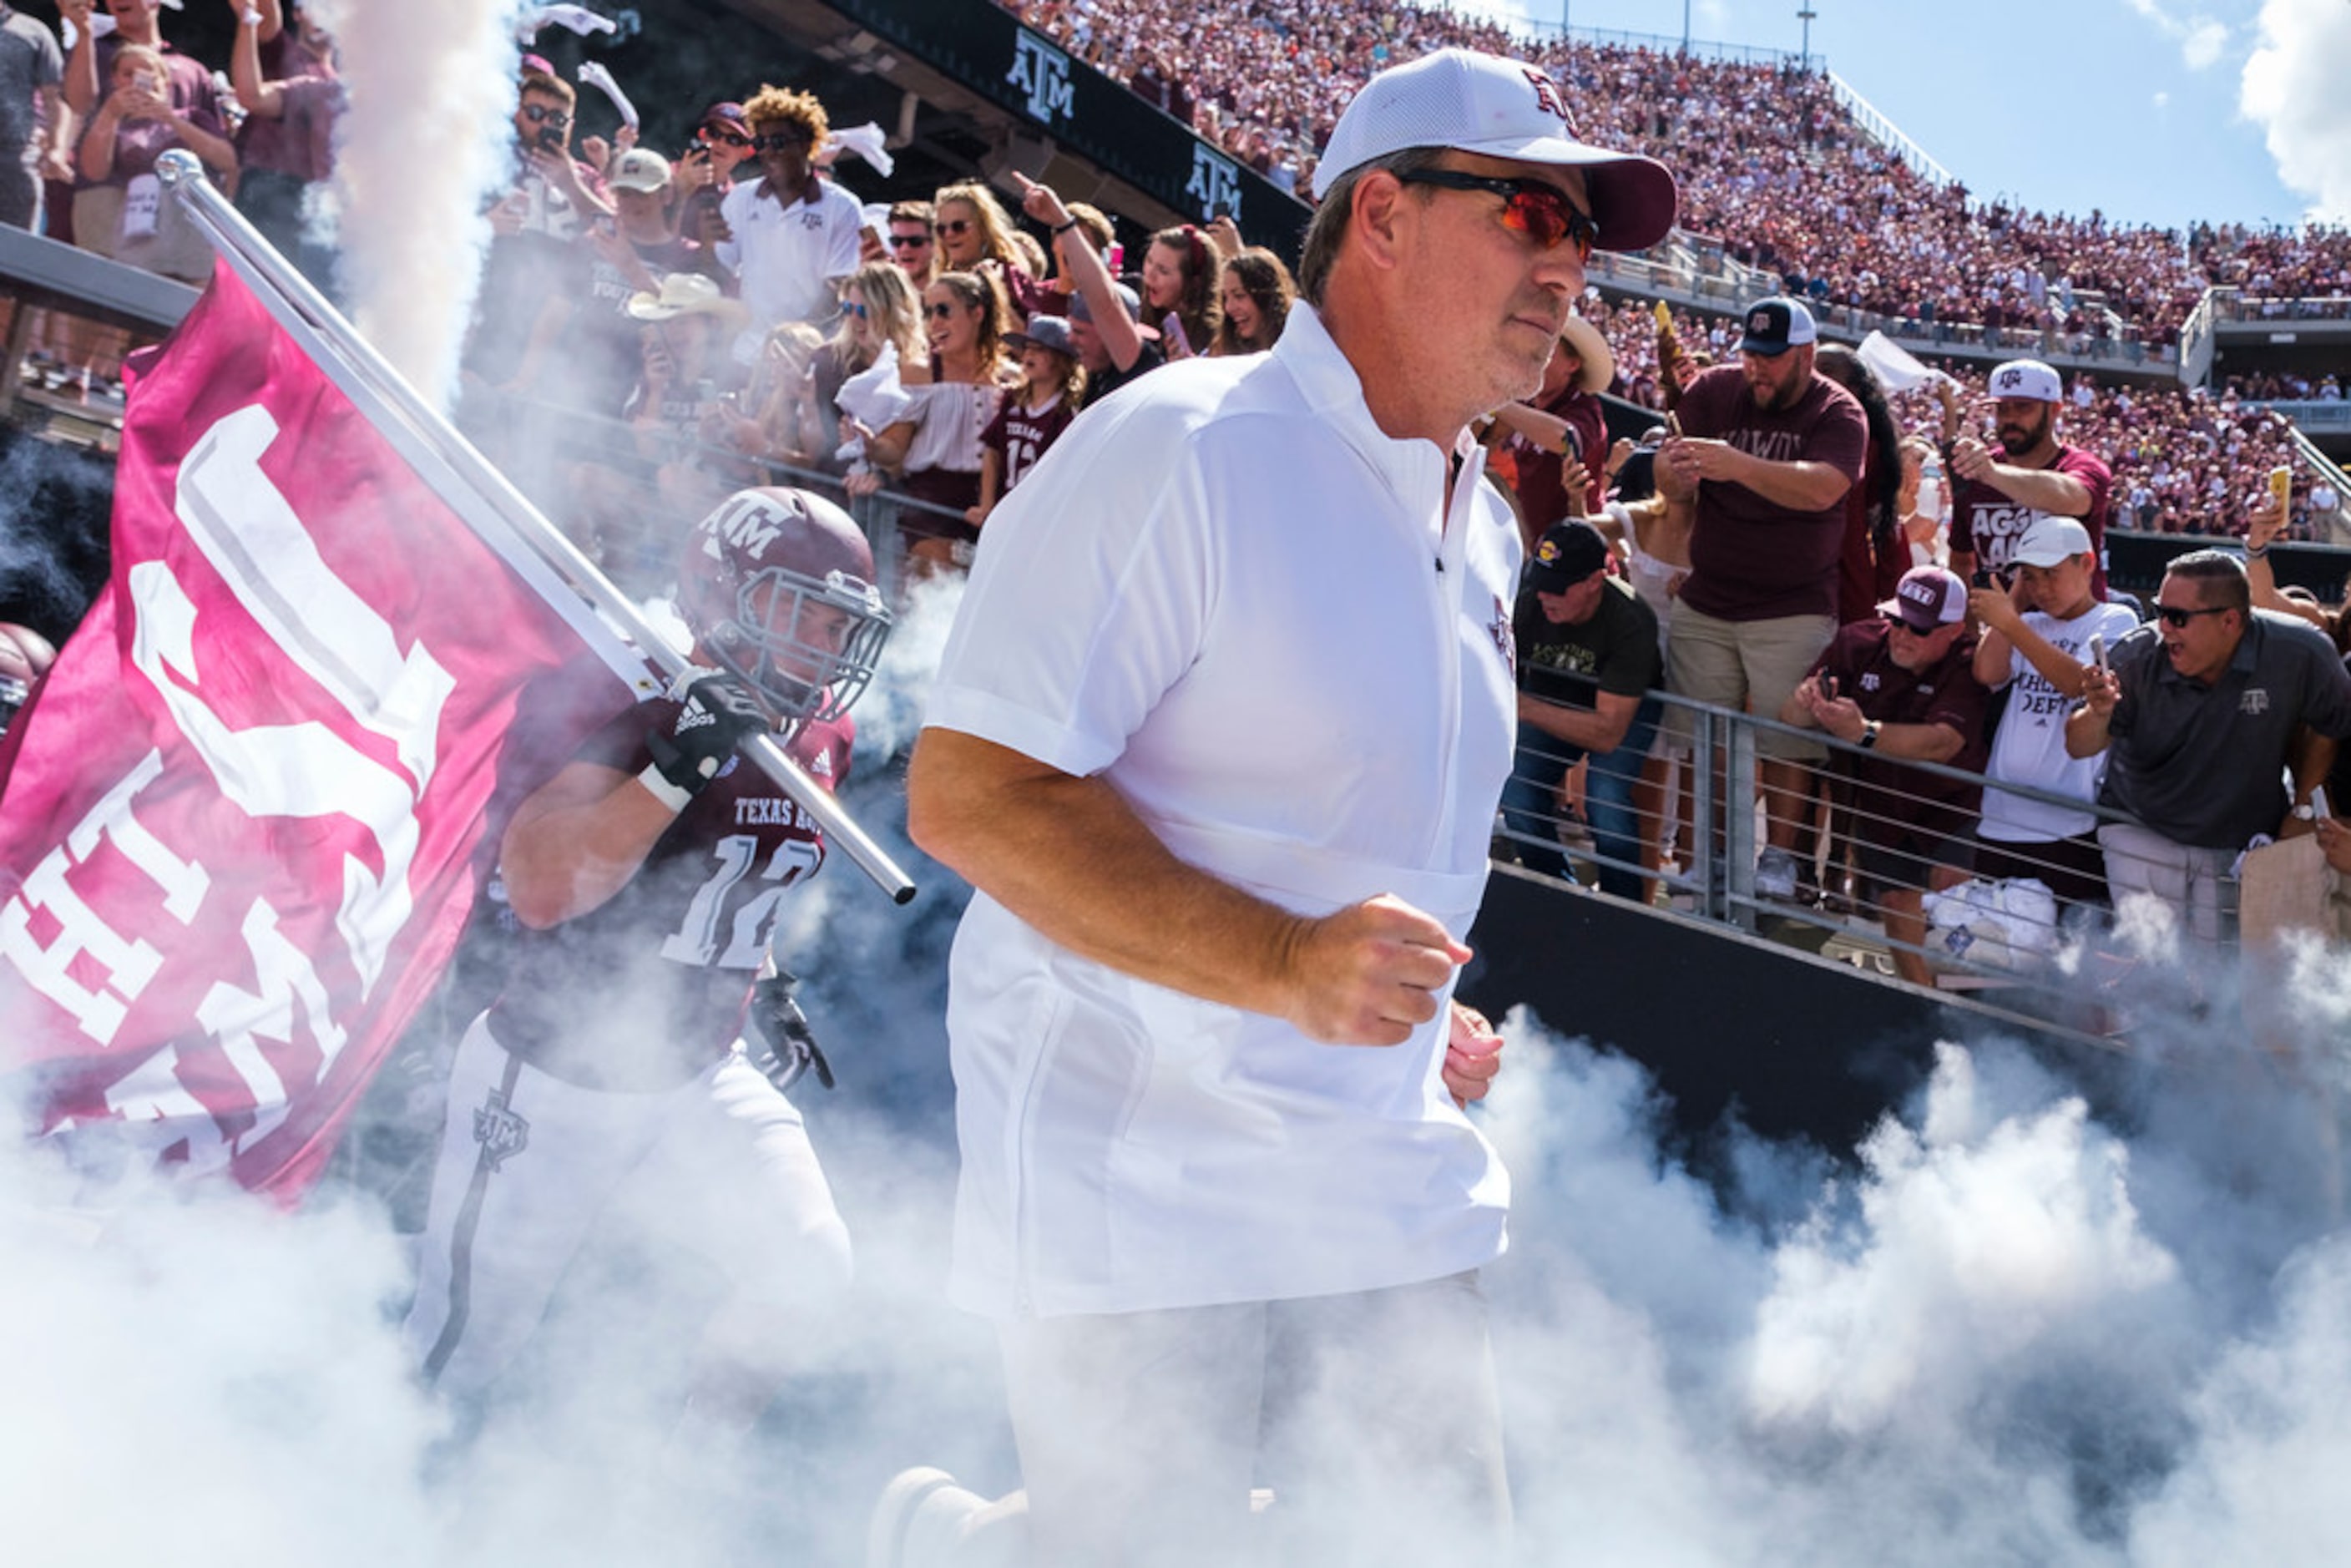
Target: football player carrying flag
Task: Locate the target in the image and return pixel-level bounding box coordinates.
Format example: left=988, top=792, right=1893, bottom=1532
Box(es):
left=0, top=150, right=909, bottom=1203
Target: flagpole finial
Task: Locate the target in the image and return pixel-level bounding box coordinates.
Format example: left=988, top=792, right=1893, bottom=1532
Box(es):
left=154, top=149, right=202, bottom=189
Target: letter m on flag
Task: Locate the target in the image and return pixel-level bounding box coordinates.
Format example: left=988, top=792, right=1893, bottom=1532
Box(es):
left=0, top=262, right=650, bottom=1197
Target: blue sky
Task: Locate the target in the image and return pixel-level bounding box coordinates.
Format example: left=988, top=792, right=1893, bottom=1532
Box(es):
left=1458, top=0, right=2351, bottom=234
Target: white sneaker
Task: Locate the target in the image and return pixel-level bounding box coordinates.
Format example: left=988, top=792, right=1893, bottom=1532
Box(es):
left=1755, top=847, right=1800, bottom=902
left=867, top=1468, right=992, bottom=1568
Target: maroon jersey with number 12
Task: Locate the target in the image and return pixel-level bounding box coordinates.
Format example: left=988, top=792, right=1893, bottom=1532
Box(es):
left=979, top=392, right=1077, bottom=498
left=486, top=700, right=852, bottom=1091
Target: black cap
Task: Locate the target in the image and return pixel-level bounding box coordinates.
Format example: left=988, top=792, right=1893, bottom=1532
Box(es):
left=1526, top=520, right=1610, bottom=593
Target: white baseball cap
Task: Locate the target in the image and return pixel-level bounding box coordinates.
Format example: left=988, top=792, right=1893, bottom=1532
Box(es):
left=1988, top=359, right=2063, bottom=402
left=1312, top=49, right=1677, bottom=252
left=609, top=149, right=673, bottom=193
left=2011, top=513, right=2095, bottom=566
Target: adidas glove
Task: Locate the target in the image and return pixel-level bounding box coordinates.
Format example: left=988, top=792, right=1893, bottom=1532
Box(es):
left=641, top=670, right=766, bottom=807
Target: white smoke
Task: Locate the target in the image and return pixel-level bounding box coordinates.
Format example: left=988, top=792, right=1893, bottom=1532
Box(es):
left=9, top=902, right=2351, bottom=1563
left=306, top=0, right=522, bottom=408
left=2240, top=0, right=2351, bottom=223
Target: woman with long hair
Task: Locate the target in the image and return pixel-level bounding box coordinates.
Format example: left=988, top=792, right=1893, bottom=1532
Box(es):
left=852, top=269, right=1014, bottom=564
left=1813, top=344, right=1907, bottom=624
left=782, top=261, right=926, bottom=471
left=1139, top=224, right=1221, bottom=357
left=1212, top=247, right=1295, bottom=356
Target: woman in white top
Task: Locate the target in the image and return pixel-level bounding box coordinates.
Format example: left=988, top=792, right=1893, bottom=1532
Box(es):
left=849, top=269, right=1012, bottom=564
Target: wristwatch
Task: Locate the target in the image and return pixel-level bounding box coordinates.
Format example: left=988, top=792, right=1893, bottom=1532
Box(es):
left=1858, top=720, right=1882, bottom=750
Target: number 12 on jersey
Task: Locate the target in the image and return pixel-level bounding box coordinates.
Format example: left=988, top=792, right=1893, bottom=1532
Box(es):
left=659, top=832, right=823, bottom=967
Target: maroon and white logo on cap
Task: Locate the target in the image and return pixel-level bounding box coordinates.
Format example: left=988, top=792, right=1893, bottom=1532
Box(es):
left=1750, top=308, right=1772, bottom=333
left=1521, top=67, right=1575, bottom=130
left=1889, top=565, right=1966, bottom=629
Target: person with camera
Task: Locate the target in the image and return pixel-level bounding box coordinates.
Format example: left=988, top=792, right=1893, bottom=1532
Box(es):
left=1780, top=566, right=1991, bottom=986
left=2066, top=550, right=2351, bottom=943
left=673, top=100, right=751, bottom=252
left=1656, top=296, right=1867, bottom=903
left=1487, top=312, right=1613, bottom=554
left=1967, top=514, right=2142, bottom=923
left=460, top=65, right=610, bottom=410
left=1944, top=358, right=2113, bottom=597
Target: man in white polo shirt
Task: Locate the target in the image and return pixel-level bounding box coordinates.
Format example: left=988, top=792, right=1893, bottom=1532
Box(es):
left=892, top=47, right=1676, bottom=1568
left=710, top=83, right=861, bottom=346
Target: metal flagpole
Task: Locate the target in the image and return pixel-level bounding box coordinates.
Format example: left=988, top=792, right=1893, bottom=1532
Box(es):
left=154, top=152, right=918, bottom=905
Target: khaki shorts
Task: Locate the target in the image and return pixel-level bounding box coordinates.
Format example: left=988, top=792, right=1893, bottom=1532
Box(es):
left=1665, top=601, right=1834, bottom=761
left=71, top=185, right=124, bottom=259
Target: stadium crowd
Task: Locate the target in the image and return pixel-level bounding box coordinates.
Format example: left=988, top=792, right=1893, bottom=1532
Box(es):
left=997, top=0, right=2351, bottom=355
left=4, top=3, right=2348, bottom=989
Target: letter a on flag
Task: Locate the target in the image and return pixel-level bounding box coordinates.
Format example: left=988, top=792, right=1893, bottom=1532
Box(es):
left=0, top=262, right=650, bottom=1196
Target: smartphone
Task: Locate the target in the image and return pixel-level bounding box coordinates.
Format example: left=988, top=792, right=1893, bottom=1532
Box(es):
left=1972, top=569, right=1994, bottom=590
left=2269, top=464, right=2293, bottom=511
left=2087, top=633, right=2107, bottom=670
left=1105, top=242, right=1125, bottom=275
left=1819, top=674, right=1838, bottom=700
left=1663, top=411, right=1683, bottom=439
left=2315, top=785, right=2333, bottom=820
left=1162, top=311, right=1193, bottom=358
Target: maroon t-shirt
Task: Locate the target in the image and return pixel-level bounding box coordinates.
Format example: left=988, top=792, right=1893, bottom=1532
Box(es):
left=234, top=29, right=333, bottom=178
left=979, top=391, right=1078, bottom=496
left=486, top=701, right=852, bottom=1091
left=1949, top=442, right=2113, bottom=596
left=1676, top=363, right=1868, bottom=623
left=1811, top=617, right=1990, bottom=841
left=1509, top=385, right=1609, bottom=535
left=78, top=38, right=225, bottom=192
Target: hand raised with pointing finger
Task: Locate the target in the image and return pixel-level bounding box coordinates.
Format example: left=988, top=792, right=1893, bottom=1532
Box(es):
left=1282, top=893, right=1472, bottom=1048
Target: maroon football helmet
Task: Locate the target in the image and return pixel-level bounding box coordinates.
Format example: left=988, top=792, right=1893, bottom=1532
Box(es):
left=675, top=488, right=892, bottom=724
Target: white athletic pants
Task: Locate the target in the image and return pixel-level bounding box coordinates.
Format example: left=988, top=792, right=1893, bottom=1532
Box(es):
left=402, top=1012, right=852, bottom=1403
left=999, top=1271, right=1511, bottom=1568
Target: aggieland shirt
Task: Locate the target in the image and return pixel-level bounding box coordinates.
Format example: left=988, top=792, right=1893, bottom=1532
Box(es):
left=2101, top=609, right=2351, bottom=848
left=1676, top=363, right=1868, bottom=624
left=1949, top=442, right=2114, bottom=596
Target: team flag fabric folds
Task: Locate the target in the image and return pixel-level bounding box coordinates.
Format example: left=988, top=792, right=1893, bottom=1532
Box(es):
left=0, top=263, right=644, bottom=1196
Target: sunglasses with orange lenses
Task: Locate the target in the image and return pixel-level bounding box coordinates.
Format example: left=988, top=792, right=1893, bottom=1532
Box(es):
left=1397, top=169, right=1600, bottom=261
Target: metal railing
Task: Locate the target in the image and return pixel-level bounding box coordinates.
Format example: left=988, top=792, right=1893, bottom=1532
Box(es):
left=2208, top=291, right=2351, bottom=326
left=1494, top=683, right=2277, bottom=1044
left=1583, top=251, right=2181, bottom=378
left=1825, top=69, right=1954, bottom=186
left=1498, top=20, right=1816, bottom=69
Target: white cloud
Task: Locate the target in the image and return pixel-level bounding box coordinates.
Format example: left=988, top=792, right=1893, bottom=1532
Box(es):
left=2122, top=0, right=2233, bottom=70
left=2241, top=0, right=2351, bottom=221
left=2154, top=89, right=2172, bottom=109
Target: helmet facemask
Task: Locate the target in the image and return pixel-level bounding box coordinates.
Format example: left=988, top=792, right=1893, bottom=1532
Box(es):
left=710, top=562, right=891, bottom=726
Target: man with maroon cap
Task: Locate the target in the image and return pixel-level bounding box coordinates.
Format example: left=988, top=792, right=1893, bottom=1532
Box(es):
left=1781, top=564, right=1991, bottom=986
left=1945, top=357, right=2113, bottom=596
left=675, top=100, right=750, bottom=250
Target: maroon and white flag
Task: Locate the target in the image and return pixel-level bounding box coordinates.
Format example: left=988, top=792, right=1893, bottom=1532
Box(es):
left=0, top=263, right=645, bottom=1196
